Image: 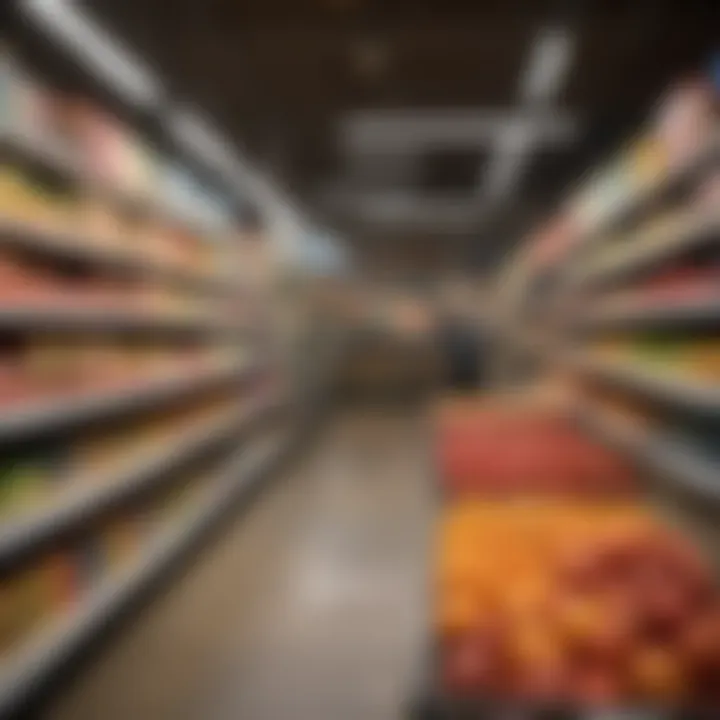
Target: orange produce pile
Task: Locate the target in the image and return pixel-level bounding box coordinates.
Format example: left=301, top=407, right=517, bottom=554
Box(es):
left=437, top=501, right=720, bottom=706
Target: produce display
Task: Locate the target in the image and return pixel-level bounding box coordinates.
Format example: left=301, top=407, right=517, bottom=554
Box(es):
left=437, top=501, right=720, bottom=707
left=436, top=401, right=638, bottom=497
left=426, top=393, right=720, bottom=714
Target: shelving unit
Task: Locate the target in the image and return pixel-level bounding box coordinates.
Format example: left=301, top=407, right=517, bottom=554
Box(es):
left=567, top=210, right=720, bottom=289
left=0, top=306, right=249, bottom=335
left=570, top=354, right=720, bottom=412
left=580, top=293, right=720, bottom=329
left=576, top=401, right=720, bottom=504
left=0, top=362, right=254, bottom=444
left=0, top=215, right=237, bottom=294
left=0, top=44, right=304, bottom=719
left=0, top=430, right=292, bottom=719
left=497, top=76, right=720, bottom=502
left=0, top=396, right=282, bottom=572
left=1, top=119, right=231, bottom=257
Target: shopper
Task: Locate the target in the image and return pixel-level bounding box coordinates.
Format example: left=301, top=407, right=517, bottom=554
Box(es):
left=435, top=285, right=486, bottom=391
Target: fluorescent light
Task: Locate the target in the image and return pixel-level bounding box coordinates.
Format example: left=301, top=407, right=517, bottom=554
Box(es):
left=342, top=109, right=576, bottom=153
left=476, top=26, right=577, bottom=198
left=520, top=26, right=575, bottom=104
left=482, top=122, right=537, bottom=199
left=23, top=0, right=161, bottom=106
left=169, top=110, right=241, bottom=176
left=352, top=192, right=486, bottom=226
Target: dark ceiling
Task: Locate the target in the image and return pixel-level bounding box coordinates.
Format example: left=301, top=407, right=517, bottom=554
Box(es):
left=10, top=0, right=720, bottom=276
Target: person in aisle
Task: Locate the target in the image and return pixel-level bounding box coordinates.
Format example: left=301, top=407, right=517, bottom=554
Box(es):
left=435, top=282, right=487, bottom=392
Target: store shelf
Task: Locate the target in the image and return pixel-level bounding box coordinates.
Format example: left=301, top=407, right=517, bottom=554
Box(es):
left=577, top=402, right=720, bottom=504
left=0, top=130, right=80, bottom=180
left=0, top=216, right=235, bottom=294
left=569, top=209, right=720, bottom=288
left=0, top=363, right=255, bottom=446
left=580, top=293, right=720, bottom=329
left=1, top=131, right=218, bottom=242
left=573, top=355, right=720, bottom=413
left=644, top=435, right=720, bottom=502
left=0, top=398, right=280, bottom=571
left=581, top=133, right=720, bottom=244
left=0, top=431, right=290, bottom=718
left=0, top=307, right=244, bottom=336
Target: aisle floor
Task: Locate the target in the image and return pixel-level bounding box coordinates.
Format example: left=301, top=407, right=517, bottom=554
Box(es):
left=47, top=408, right=433, bottom=720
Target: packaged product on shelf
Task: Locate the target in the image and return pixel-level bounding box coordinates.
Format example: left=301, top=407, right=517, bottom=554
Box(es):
left=0, top=448, right=50, bottom=517
left=0, top=167, right=33, bottom=220
left=170, top=227, right=199, bottom=270
left=138, top=216, right=171, bottom=264
left=120, top=137, right=156, bottom=204
left=694, top=170, right=720, bottom=210
left=78, top=195, right=122, bottom=247
left=70, top=434, right=113, bottom=483
left=0, top=166, right=73, bottom=231
left=629, top=133, right=669, bottom=189
left=1, top=63, right=46, bottom=143
left=102, top=516, right=141, bottom=572
left=0, top=562, right=52, bottom=654
left=81, top=341, right=131, bottom=390
left=43, top=551, right=82, bottom=612
left=685, top=338, right=720, bottom=380
left=25, top=335, right=86, bottom=398
left=654, top=78, right=716, bottom=168
left=74, top=104, right=124, bottom=189
left=137, top=283, right=178, bottom=317
left=631, top=333, right=684, bottom=367
left=0, top=249, right=39, bottom=305
left=71, top=415, right=166, bottom=484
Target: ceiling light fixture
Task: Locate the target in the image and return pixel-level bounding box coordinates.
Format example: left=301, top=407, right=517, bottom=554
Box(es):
left=479, top=24, right=577, bottom=200
left=22, top=0, right=161, bottom=107
left=520, top=26, right=575, bottom=104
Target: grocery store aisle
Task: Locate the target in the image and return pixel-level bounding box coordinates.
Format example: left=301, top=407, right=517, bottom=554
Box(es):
left=47, top=408, right=433, bottom=720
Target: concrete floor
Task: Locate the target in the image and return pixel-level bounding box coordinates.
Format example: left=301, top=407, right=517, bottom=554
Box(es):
left=47, top=408, right=434, bottom=720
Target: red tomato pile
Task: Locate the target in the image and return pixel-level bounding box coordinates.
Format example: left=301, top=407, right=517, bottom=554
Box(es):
left=436, top=404, right=637, bottom=497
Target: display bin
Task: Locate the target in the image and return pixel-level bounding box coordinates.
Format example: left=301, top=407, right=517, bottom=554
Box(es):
left=422, top=394, right=720, bottom=720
